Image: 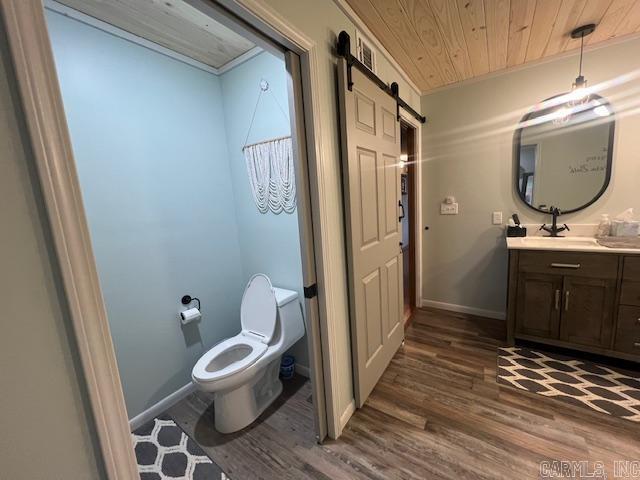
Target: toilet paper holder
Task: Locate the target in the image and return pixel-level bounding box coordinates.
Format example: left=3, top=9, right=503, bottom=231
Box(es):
left=181, top=295, right=201, bottom=311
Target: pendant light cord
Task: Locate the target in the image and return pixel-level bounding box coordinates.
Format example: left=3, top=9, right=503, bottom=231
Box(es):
left=578, top=33, right=584, bottom=78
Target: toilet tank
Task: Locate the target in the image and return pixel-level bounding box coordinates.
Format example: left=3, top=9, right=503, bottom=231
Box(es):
left=272, top=287, right=305, bottom=350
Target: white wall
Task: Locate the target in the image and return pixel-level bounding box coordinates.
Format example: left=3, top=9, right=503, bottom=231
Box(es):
left=264, top=0, right=422, bottom=428
left=0, top=20, right=105, bottom=479
left=420, top=37, right=640, bottom=318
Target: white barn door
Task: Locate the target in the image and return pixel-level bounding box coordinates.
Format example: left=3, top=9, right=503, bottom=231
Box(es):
left=338, top=58, right=404, bottom=408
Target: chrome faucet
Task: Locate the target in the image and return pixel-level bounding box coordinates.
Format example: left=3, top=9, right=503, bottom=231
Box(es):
left=539, top=207, right=570, bottom=237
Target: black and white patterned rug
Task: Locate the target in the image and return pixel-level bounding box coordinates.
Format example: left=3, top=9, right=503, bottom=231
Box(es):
left=497, top=347, right=640, bottom=423
left=132, top=415, right=229, bottom=480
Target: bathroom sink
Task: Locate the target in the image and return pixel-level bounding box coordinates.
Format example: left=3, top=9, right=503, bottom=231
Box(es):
left=520, top=236, right=600, bottom=248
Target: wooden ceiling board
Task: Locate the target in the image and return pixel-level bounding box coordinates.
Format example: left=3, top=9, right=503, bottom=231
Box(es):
left=456, top=0, right=491, bottom=76
left=57, top=0, right=255, bottom=69
left=484, top=0, right=511, bottom=71
left=543, top=0, right=587, bottom=56
left=587, top=0, right=637, bottom=44
left=400, top=0, right=459, bottom=84
left=564, top=0, right=613, bottom=50
left=525, top=0, right=563, bottom=61
left=613, top=0, right=640, bottom=34
left=427, top=0, right=475, bottom=79
left=358, top=0, right=640, bottom=93
left=506, top=0, right=537, bottom=67
left=368, top=0, right=447, bottom=88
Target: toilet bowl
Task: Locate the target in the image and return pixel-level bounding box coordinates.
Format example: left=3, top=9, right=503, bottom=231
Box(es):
left=192, top=274, right=305, bottom=433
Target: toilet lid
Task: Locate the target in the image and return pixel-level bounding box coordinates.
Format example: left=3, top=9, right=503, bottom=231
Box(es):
left=240, top=274, right=277, bottom=344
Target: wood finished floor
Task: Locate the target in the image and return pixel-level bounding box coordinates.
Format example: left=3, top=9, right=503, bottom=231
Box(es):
left=167, top=308, right=640, bottom=479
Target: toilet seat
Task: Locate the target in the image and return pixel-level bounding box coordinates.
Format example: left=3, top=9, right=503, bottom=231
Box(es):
left=192, top=274, right=278, bottom=385
left=192, top=335, right=267, bottom=383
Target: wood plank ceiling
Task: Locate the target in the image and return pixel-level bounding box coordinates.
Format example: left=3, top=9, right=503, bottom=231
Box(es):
left=346, top=0, right=640, bottom=93
left=56, top=0, right=256, bottom=70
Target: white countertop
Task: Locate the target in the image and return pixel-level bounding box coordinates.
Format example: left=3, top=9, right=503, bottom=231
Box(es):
left=506, top=235, right=640, bottom=254
left=505, top=224, right=640, bottom=253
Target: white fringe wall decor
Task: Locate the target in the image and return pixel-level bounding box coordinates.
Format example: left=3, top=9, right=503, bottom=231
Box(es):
left=243, top=136, right=296, bottom=214
left=241, top=79, right=296, bottom=214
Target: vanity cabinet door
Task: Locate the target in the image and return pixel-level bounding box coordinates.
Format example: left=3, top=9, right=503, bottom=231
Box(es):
left=515, top=273, right=562, bottom=339
left=559, top=277, right=616, bottom=348
left=614, top=306, right=640, bottom=354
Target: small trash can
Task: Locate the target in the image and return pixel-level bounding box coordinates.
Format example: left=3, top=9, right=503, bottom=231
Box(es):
left=280, top=355, right=295, bottom=380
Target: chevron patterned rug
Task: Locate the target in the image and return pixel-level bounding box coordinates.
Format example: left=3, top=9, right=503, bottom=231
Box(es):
left=497, top=347, right=640, bottom=423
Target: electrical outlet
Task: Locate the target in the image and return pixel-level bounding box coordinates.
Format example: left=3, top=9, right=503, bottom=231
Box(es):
left=440, top=203, right=459, bottom=215
left=492, top=211, right=503, bottom=225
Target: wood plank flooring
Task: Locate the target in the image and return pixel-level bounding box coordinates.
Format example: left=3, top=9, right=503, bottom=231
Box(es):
left=167, top=307, right=640, bottom=479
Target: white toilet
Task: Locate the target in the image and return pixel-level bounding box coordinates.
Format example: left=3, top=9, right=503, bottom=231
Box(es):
left=191, top=274, right=305, bottom=433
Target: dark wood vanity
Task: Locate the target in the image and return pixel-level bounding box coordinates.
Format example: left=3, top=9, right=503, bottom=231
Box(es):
left=507, top=249, right=640, bottom=362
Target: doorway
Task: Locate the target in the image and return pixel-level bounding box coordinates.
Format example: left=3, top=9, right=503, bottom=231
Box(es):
left=401, top=120, right=417, bottom=325
left=4, top=0, right=333, bottom=477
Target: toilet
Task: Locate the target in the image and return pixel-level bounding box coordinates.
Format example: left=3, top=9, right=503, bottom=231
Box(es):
left=192, top=274, right=305, bottom=433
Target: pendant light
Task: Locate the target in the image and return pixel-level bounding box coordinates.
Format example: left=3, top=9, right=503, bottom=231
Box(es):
left=569, top=24, right=595, bottom=103
left=553, top=24, right=596, bottom=125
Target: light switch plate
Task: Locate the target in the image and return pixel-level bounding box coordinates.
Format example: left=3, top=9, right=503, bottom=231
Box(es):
left=441, top=203, right=459, bottom=215
left=492, top=211, right=503, bottom=225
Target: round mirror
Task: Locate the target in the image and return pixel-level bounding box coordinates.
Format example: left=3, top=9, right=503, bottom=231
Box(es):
left=514, top=93, right=615, bottom=213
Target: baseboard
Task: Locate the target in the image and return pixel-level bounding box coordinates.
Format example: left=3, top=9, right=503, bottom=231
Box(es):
left=421, top=299, right=506, bottom=321
left=295, top=363, right=310, bottom=378
left=338, top=399, right=356, bottom=434
left=129, top=381, right=197, bottom=431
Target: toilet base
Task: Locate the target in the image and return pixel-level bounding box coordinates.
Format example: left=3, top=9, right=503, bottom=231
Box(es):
left=213, top=358, right=283, bottom=433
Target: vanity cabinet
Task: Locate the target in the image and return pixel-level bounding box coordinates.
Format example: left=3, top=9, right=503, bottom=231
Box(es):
left=507, top=249, right=640, bottom=362
left=558, top=276, right=616, bottom=348
left=515, top=273, right=562, bottom=339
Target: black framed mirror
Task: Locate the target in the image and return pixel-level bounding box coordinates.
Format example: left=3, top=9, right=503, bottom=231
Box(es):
left=514, top=93, right=615, bottom=214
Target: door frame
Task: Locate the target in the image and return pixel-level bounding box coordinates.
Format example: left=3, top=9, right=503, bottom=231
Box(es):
left=400, top=120, right=415, bottom=324
left=399, top=110, right=423, bottom=313
left=0, top=0, right=343, bottom=478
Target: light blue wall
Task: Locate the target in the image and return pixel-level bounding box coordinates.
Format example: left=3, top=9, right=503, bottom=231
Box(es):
left=47, top=11, right=309, bottom=418
left=220, top=52, right=308, bottom=367
left=46, top=10, right=246, bottom=418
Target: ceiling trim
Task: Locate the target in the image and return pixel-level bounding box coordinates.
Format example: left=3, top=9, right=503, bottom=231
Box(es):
left=218, top=45, right=263, bottom=74
left=332, top=0, right=421, bottom=98
left=44, top=0, right=221, bottom=75
left=422, top=30, right=640, bottom=97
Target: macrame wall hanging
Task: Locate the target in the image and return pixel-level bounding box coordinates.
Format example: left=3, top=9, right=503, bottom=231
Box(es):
left=242, top=79, right=296, bottom=214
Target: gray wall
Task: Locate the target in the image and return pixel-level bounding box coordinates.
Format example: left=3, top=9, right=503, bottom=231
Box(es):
left=421, top=37, right=640, bottom=317
left=47, top=10, right=246, bottom=419
left=0, top=20, right=105, bottom=480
